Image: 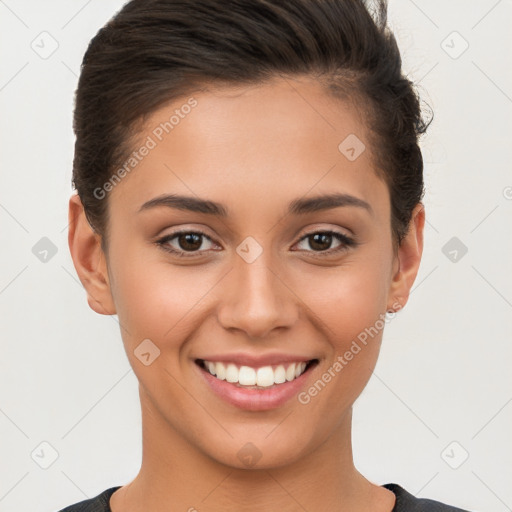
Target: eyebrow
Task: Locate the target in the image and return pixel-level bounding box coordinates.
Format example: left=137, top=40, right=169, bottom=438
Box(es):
left=138, top=192, right=373, bottom=217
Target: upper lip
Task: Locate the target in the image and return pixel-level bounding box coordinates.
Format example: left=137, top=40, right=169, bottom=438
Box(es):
left=196, top=353, right=318, bottom=368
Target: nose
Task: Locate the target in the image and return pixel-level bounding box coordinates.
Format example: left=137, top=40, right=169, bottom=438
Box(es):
left=216, top=253, right=299, bottom=340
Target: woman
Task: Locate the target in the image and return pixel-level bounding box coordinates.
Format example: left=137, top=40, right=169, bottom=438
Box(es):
left=61, top=0, right=471, bottom=510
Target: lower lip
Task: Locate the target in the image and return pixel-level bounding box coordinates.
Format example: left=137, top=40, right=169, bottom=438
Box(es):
left=196, top=361, right=317, bottom=411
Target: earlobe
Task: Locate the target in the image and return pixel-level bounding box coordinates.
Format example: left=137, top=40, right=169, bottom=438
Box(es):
left=67, top=193, right=116, bottom=315
left=386, top=203, right=425, bottom=312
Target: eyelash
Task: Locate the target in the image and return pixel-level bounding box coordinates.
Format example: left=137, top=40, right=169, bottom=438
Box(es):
left=155, top=229, right=357, bottom=259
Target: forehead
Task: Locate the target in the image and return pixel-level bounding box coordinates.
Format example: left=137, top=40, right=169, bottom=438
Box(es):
left=107, top=76, right=389, bottom=221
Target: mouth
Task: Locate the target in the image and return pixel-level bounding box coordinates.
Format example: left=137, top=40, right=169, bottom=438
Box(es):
left=195, top=358, right=318, bottom=393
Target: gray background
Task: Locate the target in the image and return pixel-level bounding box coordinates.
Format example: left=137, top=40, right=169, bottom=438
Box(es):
left=0, top=1, right=511, bottom=511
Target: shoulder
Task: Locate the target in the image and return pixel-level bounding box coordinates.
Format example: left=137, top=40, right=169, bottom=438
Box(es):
left=384, top=483, right=473, bottom=512
left=56, top=486, right=121, bottom=512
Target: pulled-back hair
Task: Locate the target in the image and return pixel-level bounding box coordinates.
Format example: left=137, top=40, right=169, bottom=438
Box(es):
left=72, top=0, right=431, bottom=249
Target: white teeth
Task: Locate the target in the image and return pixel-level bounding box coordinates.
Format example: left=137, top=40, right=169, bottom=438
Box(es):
left=274, top=365, right=286, bottom=384
left=225, top=363, right=238, bottom=383
left=215, top=362, right=226, bottom=380
left=203, top=360, right=310, bottom=387
left=285, top=363, right=296, bottom=382
left=256, top=366, right=274, bottom=387
left=239, top=366, right=256, bottom=386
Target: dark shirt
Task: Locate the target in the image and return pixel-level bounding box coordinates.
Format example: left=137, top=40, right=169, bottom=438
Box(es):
left=57, top=483, right=472, bottom=511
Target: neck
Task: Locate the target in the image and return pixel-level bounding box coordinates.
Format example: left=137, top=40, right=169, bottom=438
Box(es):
left=110, top=389, right=394, bottom=512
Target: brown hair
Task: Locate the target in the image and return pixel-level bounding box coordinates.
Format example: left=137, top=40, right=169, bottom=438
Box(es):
left=72, top=0, right=432, bottom=250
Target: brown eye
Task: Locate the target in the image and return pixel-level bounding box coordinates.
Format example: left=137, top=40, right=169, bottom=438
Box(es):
left=176, top=233, right=203, bottom=251
left=156, top=230, right=218, bottom=257
left=308, top=233, right=334, bottom=251
left=295, top=230, right=356, bottom=255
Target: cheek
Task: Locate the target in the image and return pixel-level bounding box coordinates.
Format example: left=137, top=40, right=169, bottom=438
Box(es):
left=110, top=243, right=210, bottom=338
left=298, top=297, right=385, bottom=420
left=109, top=260, right=210, bottom=406
left=297, top=254, right=390, bottom=343
left=296, top=257, right=390, bottom=391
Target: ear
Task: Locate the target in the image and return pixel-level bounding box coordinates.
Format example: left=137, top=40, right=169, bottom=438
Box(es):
left=387, top=203, right=425, bottom=312
left=67, top=192, right=116, bottom=315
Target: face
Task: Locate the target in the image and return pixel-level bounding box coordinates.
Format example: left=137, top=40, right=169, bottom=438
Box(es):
left=76, top=76, right=420, bottom=469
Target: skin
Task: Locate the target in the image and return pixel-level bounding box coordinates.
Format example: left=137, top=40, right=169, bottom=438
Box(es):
left=68, top=75, right=424, bottom=512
